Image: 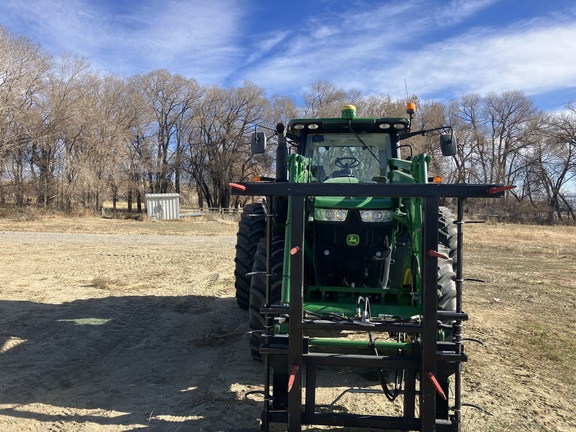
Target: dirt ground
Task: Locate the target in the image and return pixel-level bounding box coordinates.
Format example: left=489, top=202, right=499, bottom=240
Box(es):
left=0, top=214, right=574, bottom=431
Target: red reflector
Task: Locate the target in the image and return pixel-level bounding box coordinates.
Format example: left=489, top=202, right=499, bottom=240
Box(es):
left=426, top=371, right=447, bottom=400
left=488, top=185, right=516, bottom=194
left=288, top=364, right=299, bottom=392
left=229, top=182, right=246, bottom=191
left=429, top=250, right=449, bottom=259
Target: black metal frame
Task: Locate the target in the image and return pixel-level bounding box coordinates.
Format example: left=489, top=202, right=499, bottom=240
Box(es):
left=232, top=182, right=506, bottom=432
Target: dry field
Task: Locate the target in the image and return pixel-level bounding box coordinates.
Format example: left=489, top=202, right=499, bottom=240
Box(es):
left=0, top=213, right=574, bottom=431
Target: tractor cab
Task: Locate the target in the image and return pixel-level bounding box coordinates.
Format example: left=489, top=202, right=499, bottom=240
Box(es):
left=287, top=105, right=407, bottom=171
left=305, top=132, right=391, bottom=183
left=285, top=106, right=406, bottom=293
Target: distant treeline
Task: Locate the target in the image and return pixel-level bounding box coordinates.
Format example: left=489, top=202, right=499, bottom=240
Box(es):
left=1, top=26, right=574, bottom=223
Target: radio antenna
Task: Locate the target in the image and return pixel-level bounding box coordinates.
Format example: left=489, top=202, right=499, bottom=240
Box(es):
left=404, top=79, right=415, bottom=121
left=404, top=78, right=410, bottom=103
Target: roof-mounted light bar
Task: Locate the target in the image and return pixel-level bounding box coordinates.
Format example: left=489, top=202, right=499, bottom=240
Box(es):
left=293, top=123, right=320, bottom=131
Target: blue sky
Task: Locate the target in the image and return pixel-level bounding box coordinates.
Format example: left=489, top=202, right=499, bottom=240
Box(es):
left=1, top=0, right=575, bottom=111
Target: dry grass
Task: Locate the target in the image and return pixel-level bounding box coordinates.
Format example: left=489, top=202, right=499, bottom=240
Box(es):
left=0, top=211, right=238, bottom=236
left=460, top=223, right=576, bottom=430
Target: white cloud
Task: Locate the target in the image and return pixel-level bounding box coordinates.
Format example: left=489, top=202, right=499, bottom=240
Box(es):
left=435, top=0, right=499, bottom=26
left=385, top=18, right=576, bottom=101
left=2, top=0, right=575, bottom=110
left=238, top=0, right=500, bottom=93
left=244, top=30, right=291, bottom=65
left=1, top=0, right=247, bottom=81
left=241, top=2, right=576, bottom=108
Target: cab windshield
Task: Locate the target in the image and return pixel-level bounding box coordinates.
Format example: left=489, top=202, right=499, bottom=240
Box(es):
left=306, top=133, right=391, bottom=183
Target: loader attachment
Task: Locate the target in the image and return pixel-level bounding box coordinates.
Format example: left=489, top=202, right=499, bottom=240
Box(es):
left=232, top=181, right=509, bottom=431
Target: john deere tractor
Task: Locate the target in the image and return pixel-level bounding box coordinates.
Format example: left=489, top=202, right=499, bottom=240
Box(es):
left=231, top=104, right=509, bottom=431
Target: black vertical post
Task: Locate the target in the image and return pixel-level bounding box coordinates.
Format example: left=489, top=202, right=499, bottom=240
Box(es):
left=261, top=198, right=273, bottom=432
left=275, top=124, right=288, bottom=182
left=403, top=365, right=416, bottom=420
left=421, top=196, right=439, bottom=431
left=455, top=198, right=465, bottom=313
left=305, top=363, right=316, bottom=415
left=288, top=195, right=305, bottom=431
left=453, top=197, right=466, bottom=428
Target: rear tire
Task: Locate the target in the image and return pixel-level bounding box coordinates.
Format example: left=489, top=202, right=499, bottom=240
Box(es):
left=234, top=203, right=265, bottom=310
left=436, top=243, right=456, bottom=419
left=438, top=206, right=458, bottom=265
left=248, top=237, right=284, bottom=360
left=437, top=244, right=456, bottom=314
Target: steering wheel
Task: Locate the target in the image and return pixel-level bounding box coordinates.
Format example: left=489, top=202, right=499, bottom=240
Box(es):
left=335, top=157, right=360, bottom=169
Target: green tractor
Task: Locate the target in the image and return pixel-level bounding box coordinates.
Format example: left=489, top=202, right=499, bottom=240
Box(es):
left=231, top=104, right=509, bottom=431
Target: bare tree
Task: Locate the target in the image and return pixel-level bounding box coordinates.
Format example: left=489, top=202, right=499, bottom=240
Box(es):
left=410, top=99, right=449, bottom=173
left=356, top=94, right=404, bottom=118
left=3, top=21, right=572, bottom=224
left=131, top=70, right=199, bottom=193
left=536, top=104, right=576, bottom=221
left=302, top=80, right=361, bottom=118
left=34, top=54, right=95, bottom=210
left=0, top=27, right=51, bottom=207
left=269, top=94, right=299, bottom=126
left=453, top=93, right=491, bottom=183
left=483, top=91, right=538, bottom=187
left=186, top=82, right=268, bottom=209
left=85, top=75, right=141, bottom=213
left=453, top=91, right=540, bottom=199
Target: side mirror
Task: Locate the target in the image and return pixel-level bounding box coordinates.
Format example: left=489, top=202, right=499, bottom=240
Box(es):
left=440, top=133, right=457, bottom=156
left=250, top=132, right=266, bottom=154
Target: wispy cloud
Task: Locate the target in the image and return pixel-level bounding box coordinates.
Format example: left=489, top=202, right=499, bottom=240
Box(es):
left=434, top=0, right=499, bottom=26
left=1, top=0, right=574, bottom=109
left=385, top=16, right=576, bottom=101
left=237, top=0, right=496, bottom=90
left=244, top=30, right=291, bottom=66
left=2, top=0, right=247, bottom=81
left=241, top=1, right=576, bottom=107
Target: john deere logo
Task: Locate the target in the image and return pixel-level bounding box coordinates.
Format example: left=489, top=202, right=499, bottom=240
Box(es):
left=346, top=234, right=360, bottom=246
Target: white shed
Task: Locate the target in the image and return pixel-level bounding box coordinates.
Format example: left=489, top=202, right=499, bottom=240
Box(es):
left=145, top=193, right=180, bottom=220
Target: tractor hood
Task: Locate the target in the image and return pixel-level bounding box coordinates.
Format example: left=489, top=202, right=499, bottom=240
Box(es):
left=314, top=195, right=393, bottom=209
left=315, top=178, right=393, bottom=209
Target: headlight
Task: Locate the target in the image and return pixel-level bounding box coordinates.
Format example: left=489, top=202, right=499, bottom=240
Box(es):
left=360, top=209, right=393, bottom=223
left=314, top=208, right=348, bottom=222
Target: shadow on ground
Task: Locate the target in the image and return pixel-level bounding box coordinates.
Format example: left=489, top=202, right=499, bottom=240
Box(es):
left=0, top=294, right=263, bottom=431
